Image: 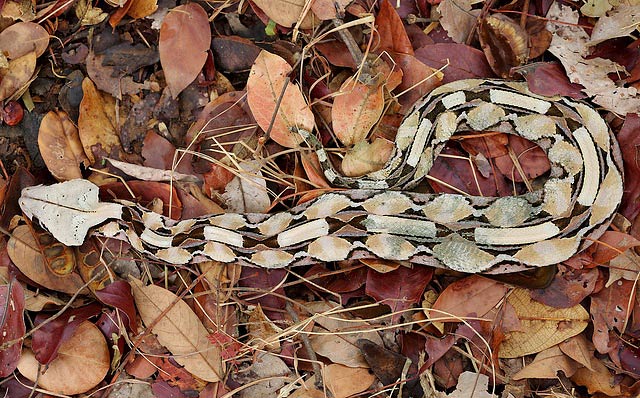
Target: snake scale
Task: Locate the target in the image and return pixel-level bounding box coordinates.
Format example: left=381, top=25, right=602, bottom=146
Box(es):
left=19, top=79, right=624, bottom=274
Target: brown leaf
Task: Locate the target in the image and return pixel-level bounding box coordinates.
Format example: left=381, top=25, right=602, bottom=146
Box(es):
left=246, top=50, right=315, bottom=148
left=512, top=346, right=578, bottom=379
left=590, top=280, right=634, bottom=354
left=0, top=51, right=36, bottom=102
left=127, top=0, right=157, bottom=19
left=438, top=0, right=477, bottom=44
left=499, top=288, right=589, bottom=358
left=251, top=0, right=318, bottom=29
left=78, top=77, right=123, bottom=163
left=0, top=278, right=25, bottom=377
left=7, top=225, right=88, bottom=294
left=324, top=363, right=376, bottom=398
left=17, top=321, right=110, bottom=395
left=431, top=275, right=509, bottom=323
left=0, top=22, right=49, bottom=59
left=393, top=52, right=443, bottom=110
left=618, top=114, right=640, bottom=221
left=159, top=3, right=210, bottom=98
left=478, top=13, right=529, bottom=78
left=414, top=43, right=495, bottom=83
left=341, top=137, right=394, bottom=177
left=38, top=110, right=89, bottom=181
left=332, top=78, right=385, bottom=146
left=375, top=0, right=414, bottom=55
left=311, top=0, right=351, bottom=20
left=571, top=356, right=622, bottom=395
left=130, top=278, right=224, bottom=382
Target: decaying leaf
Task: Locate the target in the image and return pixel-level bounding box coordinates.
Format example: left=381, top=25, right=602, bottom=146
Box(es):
left=0, top=21, right=49, bottom=59
left=246, top=50, right=315, bottom=148
left=479, top=14, right=529, bottom=78
left=0, top=279, right=25, bottom=378
left=341, top=138, right=394, bottom=177
left=324, top=364, right=376, bottom=398
left=130, top=278, right=224, bottom=382
left=589, top=5, right=640, bottom=45
left=18, top=179, right=123, bottom=246
left=220, top=160, right=270, bottom=213
left=17, top=321, right=110, bottom=395
left=438, top=0, right=477, bottom=44
left=0, top=51, right=36, bottom=102
left=251, top=0, right=318, bottom=29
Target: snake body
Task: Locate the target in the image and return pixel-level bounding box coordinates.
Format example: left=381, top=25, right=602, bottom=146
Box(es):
left=21, top=79, right=624, bottom=274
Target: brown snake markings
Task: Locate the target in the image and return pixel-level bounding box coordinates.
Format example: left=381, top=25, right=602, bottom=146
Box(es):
left=21, top=79, right=624, bottom=274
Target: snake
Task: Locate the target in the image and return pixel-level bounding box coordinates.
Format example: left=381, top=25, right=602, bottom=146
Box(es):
left=19, top=79, right=624, bottom=274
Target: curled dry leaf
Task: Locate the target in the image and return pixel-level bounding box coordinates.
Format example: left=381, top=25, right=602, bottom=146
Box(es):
left=332, top=77, right=385, bottom=146
left=499, top=288, right=589, bottom=358
left=159, top=3, right=210, bottom=98
left=479, top=14, right=529, bottom=78
left=130, top=278, right=224, bottom=382
left=7, top=225, right=88, bottom=294
left=17, top=321, right=110, bottom=395
left=0, top=21, right=49, bottom=59
left=246, top=50, right=315, bottom=148
left=0, top=52, right=36, bottom=102
left=78, top=77, right=123, bottom=163
left=38, top=110, right=90, bottom=181
left=251, top=0, right=317, bottom=29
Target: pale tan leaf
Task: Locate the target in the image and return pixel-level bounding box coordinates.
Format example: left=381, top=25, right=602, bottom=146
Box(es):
left=0, top=22, right=49, bottom=59
left=252, top=0, right=317, bottom=29
left=130, top=278, right=224, bottom=382
left=17, top=321, right=109, bottom=395
left=7, top=225, right=88, bottom=295
left=571, top=357, right=622, bottom=395
left=438, top=0, right=478, bottom=44
left=512, top=346, right=578, bottom=379
left=247, top=304, right=282, bottom=351
left=0, top=51, right=36, bottom=101
left=324, top=364, right=376, bottom=398
left=105, top=157, right=199, bottom=183
left=589, top=5, right=640, bottom=45
left=38, top=110, right=89, bottom=181
left=18, top=180, right=123, bottom=246
left=78, top=77, right=123, bottom=163
left=431, top=275, right=509, bottom=323
left=341, top=138, right=394, bottom=177
left=559, top=334, right=596, bottom=371
left=332, top=78, right=384, bottom=146
left=236, top=353, right=291, bottom=397
left=246, top=50, right=315, bottom=148
left=220, top=160, right=270, bottom=213
left=448, top=372, right=503, bottom=398
left=159, top=3, right=210, bottom=98
left=499, top=288, right=589, bottom=358
left=311, top=0, right=351, bottom=20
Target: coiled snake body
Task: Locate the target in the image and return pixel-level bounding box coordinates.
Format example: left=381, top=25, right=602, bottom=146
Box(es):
left=20, top=79, right=624, bottom=274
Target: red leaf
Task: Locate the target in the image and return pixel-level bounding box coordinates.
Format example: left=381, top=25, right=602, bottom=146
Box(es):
left=32, top=303, right=101, bottom=364
left=0, top=278, right=25, bottom=377
left=590, top=280, right=635, bottom=354
left=95, top=280, right=138, bottom=332
left=374, top=0, right=414, bottom=55
left=414, top=43, right=495, bottom=83
left=618, top=114, right=640, bottom=221
left=365, top=266, right=433, bottom=323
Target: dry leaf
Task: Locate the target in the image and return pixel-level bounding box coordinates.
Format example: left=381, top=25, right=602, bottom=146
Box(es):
left=220, top=160, right=270, bottom=213
left=127, top=0, right=158, bottom=19
left=571, top=357, right=622, bottom=395
left=310, top=0, right=351, bottom=20
left=499, top=288, right=589, bottom=358
left=431, top=275, right=509, bottom=323
left=159, top=3, right=210, bottom=98
left=0, top=22, right=49, bottom=59
left=19, top=180, right=123, bottom=246
left=246, top=50, right=315, bottom=148
left=17, top=321, right=109, bottom=395
left=78, top=77, right=123, bottom=163
left=251, top=0, right=317, bottom=29
left=479, top=14, right=529, bottom=78
left=247, top=304, right=282, bottom=351
left=105, top=157, right=199, bottom=183
left=130, top=278, right=224, bottom=382
left=512, top=346, right=578, bottom=379
left=324, top=364, right=376, bottom=398
left=589, top=5, right=640, bottom=45
left=438, top=0, right=477, bottom=44
left=332, top=77, right=385, bottom=146
left=546, top=3, right=640, bottom=114
left=0, top=51, right=36, bottom=101
left=341, top=138, right=394, bottom=177
left=38, top=110, right=89, bottom=181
